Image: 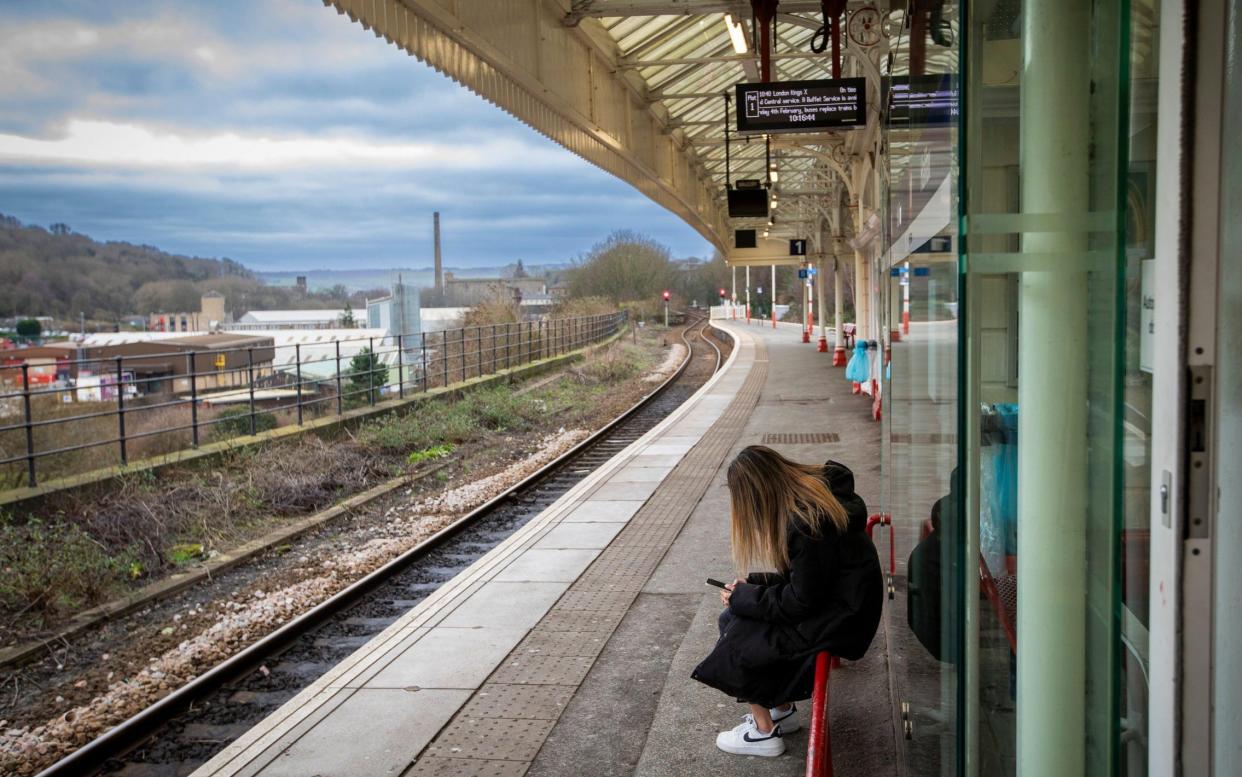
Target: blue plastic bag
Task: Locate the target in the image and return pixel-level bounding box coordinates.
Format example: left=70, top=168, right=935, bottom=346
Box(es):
left=992, top=403, right=1019, bottom=556
left=846, top=342, right=870, bottom=382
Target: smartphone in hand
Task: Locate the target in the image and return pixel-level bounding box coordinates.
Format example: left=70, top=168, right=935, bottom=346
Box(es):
left=706, top=578, right=729, bottom=589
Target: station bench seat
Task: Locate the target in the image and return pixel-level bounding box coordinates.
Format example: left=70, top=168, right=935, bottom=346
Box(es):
left=800, top=514, right=897, bottom=776
left=807, top=651, right=835, bottom=777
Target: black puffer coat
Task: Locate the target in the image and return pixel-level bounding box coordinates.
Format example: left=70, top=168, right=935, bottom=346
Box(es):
left=691, top=461, right=883, bottom=707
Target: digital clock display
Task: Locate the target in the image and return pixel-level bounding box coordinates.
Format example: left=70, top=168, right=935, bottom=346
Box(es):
left=735, top=78, right=867, bottom=133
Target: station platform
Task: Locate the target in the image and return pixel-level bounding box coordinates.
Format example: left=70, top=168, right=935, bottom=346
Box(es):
left=192, top=320, right=894, bottom=777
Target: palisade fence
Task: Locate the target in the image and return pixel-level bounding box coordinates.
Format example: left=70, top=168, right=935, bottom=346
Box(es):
left=0, top=312, right=626, bottom=490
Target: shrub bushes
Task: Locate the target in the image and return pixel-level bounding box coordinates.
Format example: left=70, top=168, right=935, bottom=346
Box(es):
left=211, top=406, right=278, bottom=440
left=573, top=343, right=649, bottom=384
left=0, top=518, right=137, bottom=620
left=359, top=386, right=539, bottom=453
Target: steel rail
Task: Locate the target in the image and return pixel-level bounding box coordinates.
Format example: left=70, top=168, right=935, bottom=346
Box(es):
left=34, top=315, right=713, bottom=777
left=700, top=318, right=723, bottom=373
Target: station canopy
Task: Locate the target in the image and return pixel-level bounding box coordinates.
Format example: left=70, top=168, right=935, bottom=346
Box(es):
left=327, top=0, right=959, bottom=263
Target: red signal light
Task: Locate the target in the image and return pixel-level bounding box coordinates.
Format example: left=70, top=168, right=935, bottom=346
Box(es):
left=718, top=288, right=727, bottom=298
left=662, top=290, right=671, bottom=301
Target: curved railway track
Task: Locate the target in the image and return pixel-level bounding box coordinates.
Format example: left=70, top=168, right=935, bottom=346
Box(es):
left=33, top=315, right=724, bottom=777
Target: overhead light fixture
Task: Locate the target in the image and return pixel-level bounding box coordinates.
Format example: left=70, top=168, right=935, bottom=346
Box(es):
left=770, top=170, right=779, bottom=183
left=771, top=199, right=779, bottom=208
left=763, top=230, right=770, bottom=238
left=724, top=14, right=749, bottom=55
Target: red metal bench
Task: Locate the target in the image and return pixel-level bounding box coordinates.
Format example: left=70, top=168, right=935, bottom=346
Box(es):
left=805, top=513, right=896, bottom=776
left=865, top=513, right=895, bottom=598
left=806, top=651, right=835, bottom=777
left=979, top=556, right=1018, bottom=654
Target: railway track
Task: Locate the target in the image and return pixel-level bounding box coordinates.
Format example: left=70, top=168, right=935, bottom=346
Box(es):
left=34, top=315, right=723, bottom=777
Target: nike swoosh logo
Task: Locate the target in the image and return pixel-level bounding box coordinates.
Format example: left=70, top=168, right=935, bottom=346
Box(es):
left=743, top=730, right=779, bottom=742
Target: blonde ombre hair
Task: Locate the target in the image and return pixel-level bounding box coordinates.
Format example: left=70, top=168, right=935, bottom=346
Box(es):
left=727, top=445, right=849, bottom=575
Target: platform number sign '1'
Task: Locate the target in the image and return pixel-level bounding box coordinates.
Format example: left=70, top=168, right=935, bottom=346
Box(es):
left=790, top=239, right=807, bottom=256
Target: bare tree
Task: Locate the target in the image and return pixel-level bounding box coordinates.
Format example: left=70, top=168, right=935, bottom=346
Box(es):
left=566, top=231, right=676, bottom=303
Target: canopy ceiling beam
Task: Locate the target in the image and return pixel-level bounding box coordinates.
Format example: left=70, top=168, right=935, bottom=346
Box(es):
left=622, top=49, right=837, bottom=69
left=565, top=1, right=826, bottom=24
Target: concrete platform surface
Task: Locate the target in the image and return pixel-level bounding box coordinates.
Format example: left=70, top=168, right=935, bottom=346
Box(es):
left=192, top=320, right=900, bottom=777
left=191, top=323, right=758, bottom=777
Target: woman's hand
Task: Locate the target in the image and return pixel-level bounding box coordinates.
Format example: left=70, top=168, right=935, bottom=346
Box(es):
left=719, top=578, right=746, bottom=606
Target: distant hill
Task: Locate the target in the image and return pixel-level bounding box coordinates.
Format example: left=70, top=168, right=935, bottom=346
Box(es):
left=259, top=262, right=574, bottom=293
left=259, top=268, right=437, bottom=292
left=0, top=214, right=350, bottom=323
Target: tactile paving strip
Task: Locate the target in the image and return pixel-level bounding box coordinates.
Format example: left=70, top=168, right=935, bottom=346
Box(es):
left=761, top=431, right=841, bottom=444
left=423, top=717, right=555, bottom=761
left=405, top=757, right=528, bottom=777
left=401, top=338, right=769, bottom=776
left=458, top=684, right=576, bottom=720
left=490, top=654, right=595, bottom=685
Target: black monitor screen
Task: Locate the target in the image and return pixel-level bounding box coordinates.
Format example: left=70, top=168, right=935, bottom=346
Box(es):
left=735, top=78, right=866, bottom=133
left=735, top=229, right=757, bottom=249
left=727, top=188, right=769, bottom=218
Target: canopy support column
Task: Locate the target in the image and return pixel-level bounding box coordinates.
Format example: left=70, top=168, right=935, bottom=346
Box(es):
left=833, top=256, right=846, bottom=366
left=817, top=258, right=829, bottom=351
left=1015, top=1, right=1091, bottom=774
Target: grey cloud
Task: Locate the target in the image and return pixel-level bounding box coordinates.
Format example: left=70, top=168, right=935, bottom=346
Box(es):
left=0, top=0, right=714, bottom=269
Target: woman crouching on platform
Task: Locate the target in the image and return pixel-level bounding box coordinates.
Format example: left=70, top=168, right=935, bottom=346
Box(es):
left=692, top=446, right=883, bottom=757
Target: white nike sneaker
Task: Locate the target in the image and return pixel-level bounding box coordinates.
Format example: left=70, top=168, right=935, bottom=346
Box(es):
left=715, top=715, right=785, bottom=757
left=735, top=704, right=800, bottom=734
left=771, top=703, right=800, bottom=733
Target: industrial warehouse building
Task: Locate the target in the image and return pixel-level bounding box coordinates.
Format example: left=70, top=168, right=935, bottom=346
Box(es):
left=3, top=334, right=277, bottom=396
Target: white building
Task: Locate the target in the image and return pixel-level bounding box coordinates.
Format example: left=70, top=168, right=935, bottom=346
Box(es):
left=365, top=282, right=421, bottom=338
left=231, top=309, right=352, bottom=330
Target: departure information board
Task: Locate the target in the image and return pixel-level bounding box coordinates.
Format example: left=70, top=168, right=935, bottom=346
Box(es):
left=735, top=78, right=866, bottom=133
left=885, top=74, right=958, bottom=127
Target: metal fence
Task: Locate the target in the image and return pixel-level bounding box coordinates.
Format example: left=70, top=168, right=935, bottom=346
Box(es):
left=0, top=312, right=626, bottom=489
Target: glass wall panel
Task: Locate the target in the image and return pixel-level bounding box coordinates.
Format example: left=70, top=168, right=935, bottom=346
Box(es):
left=959, top=0, right=1132, bottom=775
left=877, top=4, right=961, bottom=776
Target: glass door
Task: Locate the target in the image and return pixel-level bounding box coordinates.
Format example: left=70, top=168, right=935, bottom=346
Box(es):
left=957, top=0, right=1132, bottom=774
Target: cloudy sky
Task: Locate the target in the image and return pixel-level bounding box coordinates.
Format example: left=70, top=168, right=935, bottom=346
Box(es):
left=0, top=0, right=714, bottom=270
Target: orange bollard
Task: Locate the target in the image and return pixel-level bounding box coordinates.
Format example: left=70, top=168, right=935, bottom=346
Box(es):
left=818, top=336, right=828, bottom=353
left=832, top=347, right=846, bottom=367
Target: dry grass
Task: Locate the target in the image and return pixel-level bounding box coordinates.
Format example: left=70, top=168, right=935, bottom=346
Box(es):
left=0, top=397, right=277, bottom=489
left=1, top=432, right=387, bottom=630
left=567, top=341, right=651, bottom=384
left=550, top=296, right=615, bottom=318
left=462, top=300, right=522, bottom=326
